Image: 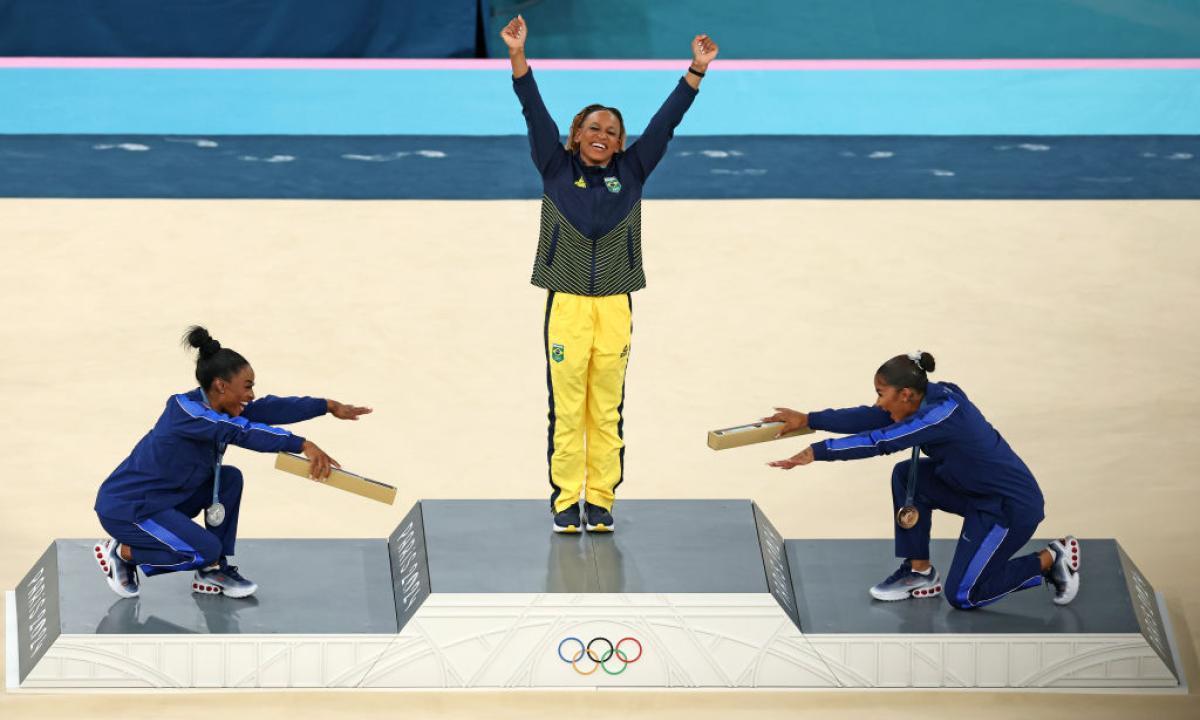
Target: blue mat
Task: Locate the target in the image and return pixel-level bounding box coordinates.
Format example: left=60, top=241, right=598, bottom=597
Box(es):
left=2, top=135, right=1198, bottom=199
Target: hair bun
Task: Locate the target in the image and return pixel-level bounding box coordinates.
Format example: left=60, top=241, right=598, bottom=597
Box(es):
left=906, top=349, right=937, bottom=374
left=918, top=351, right=936, bottom=374
left=183, top=325, right=221, bottom=359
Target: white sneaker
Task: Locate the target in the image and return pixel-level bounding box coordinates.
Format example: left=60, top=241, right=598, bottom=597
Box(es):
left=93, top=539, right=139, bottom=598
left=192, top=565, right=258, bottom=599
left=1046, top=535, right=1081, bottom=606
left=869, top=561, right=942, bottom=601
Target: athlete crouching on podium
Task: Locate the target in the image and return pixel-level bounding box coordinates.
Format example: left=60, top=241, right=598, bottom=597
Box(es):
left=92, top=326, right=371, bottom=599
left=766, top=351, right=1081, bottom=609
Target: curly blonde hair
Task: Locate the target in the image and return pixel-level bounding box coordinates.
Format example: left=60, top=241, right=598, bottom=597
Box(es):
left=565, top=104, right=627, bottom=154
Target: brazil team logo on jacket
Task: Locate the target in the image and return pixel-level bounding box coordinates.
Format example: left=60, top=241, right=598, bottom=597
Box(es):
left=604, top=176, right=622, bottom=194
left=552, top=343, right=565, bottom=363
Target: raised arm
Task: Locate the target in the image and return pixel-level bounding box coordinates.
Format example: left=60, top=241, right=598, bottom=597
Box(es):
left=501, top=14, right=530, bottom=79
left=684, top=34, right=718, bottom=92
left=626, top=34, right=718, bottom=180
left=502, top=15, right=565, bottom=176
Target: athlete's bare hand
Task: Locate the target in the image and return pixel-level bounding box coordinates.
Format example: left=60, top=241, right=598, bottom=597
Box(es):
left=691, top=34, right=719, bottom=70
left=301, top=440, right=340, bottom=480
left=327, top=399, right=372, bottom=421
left=501, top=15, right=527, bottom=51
left=768, top=446, right=814, bottom=470
left=762, top=407, right=808, bottom=437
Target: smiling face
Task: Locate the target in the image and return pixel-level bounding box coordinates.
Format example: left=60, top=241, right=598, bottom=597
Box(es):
left=574, top=109, right=623, bottom=166
left=209, top=365, right=256, bottom=417
left=874, top=374, right=922, bottom=423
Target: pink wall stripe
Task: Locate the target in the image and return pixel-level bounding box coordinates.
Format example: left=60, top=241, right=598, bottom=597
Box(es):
left=1, top=57, right=1199, bottom=71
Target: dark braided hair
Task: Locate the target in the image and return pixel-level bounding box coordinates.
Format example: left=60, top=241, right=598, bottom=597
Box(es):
left=876, top=351, right=936, bottom=394
left=182, top=326, right=248, bottom=390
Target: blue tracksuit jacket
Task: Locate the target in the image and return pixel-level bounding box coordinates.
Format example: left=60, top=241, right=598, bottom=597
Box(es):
left=808, top=381, right=1045, bottom=523
left=94, top=388, right=326, bottom=521
left=513, top=69, right=697, bottom=296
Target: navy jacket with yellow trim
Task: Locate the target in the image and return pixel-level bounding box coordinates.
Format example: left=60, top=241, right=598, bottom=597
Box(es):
left=807, top=381, right=1045, bottom=523
left=512, top=69, right=697, bottom=296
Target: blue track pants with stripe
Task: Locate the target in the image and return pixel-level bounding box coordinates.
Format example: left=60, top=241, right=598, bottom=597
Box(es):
left=97, top=466, right=243, bottom=577
left=892, top=459, right=1043, bottom=609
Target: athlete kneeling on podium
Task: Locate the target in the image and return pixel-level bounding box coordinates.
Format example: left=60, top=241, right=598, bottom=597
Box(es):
left=92, top=326, right=371, bottom=599
left=766, top=352, right=1081, bottom=609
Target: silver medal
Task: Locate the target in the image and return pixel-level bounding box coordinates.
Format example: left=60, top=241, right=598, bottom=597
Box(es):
left=206, top=502, right=226, bottom=526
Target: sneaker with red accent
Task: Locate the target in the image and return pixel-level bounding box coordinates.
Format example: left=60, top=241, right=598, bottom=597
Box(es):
left=192, top=564, right=257, bottom=599
left=869, top=561, right=942, bottom=601
left=1046, top=535, right=1081, bottom=606
left=93, top=538, right=139, bottom=598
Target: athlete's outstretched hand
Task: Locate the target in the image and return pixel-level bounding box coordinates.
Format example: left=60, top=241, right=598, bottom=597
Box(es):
left=500, top=15, right=527, bottom=51
left=691, top=34, right=719, bottom=69
left=762, top=407, right=808, bottom=438
left=301, top=439, right=341, bottom=480
left=768, top=446, right=815, bottom=470
left=327, top=399, right=372, bottom=421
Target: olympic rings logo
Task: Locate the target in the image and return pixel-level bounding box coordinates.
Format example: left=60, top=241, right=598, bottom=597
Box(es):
left=557, top=636, right=643, bottom=676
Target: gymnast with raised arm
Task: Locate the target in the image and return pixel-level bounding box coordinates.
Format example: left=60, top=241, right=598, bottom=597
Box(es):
left=502, top=14, right=717, bottom=534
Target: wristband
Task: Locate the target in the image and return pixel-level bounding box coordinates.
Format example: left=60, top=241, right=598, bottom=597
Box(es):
left=688, top=66, right=706, bottom=78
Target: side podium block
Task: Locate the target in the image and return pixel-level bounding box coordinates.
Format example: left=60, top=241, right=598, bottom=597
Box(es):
left=274, top=452, right=396, bottom=505
left=708, top=422, right=813, bottom=450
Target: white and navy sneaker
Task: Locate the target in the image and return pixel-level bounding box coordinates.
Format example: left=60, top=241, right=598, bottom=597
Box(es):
left=553, top=504, right=582, bottom=534
left=192, top=565, right=258, bottom=599
left=869, top=561, right=942, bottom=601
left=93, top=539, right=139, bottom=598
left=1046, top=535, right=1081, bottom=606
left=583, top=502, right=614, bottom=533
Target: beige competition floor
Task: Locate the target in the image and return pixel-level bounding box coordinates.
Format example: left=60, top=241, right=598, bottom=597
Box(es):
left=1, top=199, right=1198, bottom=718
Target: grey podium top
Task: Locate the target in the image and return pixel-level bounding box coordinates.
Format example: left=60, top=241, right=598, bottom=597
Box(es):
left=787, top=538, right=1142, bottom=634
left=55, top=539, right=398, bottom=635
left=418, top=499, right=771, bottom=594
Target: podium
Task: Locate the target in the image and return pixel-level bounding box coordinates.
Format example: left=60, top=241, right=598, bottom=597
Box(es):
left=8, top=500, right=1182, bottom=690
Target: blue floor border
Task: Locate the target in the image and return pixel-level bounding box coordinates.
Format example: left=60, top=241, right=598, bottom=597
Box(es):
left=2, top=135, right=1198, bottom=199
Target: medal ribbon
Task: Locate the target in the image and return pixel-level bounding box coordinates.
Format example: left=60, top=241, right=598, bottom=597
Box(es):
left=210, top=443, right=225, bottom=516
left=198, top=387, right=226, bottom=525
left=903, top=444, right=919, bottom=508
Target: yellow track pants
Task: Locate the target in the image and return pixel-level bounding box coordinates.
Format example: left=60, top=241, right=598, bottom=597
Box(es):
left=544, top=291, right=632, bottom=514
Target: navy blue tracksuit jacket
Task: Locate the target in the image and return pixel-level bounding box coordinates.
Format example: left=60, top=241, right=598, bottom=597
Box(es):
left=513, top=69, right=697, bottom=296
left=809, top=382, right=1049, bottom=609
left=96, top=388, right=325, bottom=521
left=94, top=389, right=326, bottom=576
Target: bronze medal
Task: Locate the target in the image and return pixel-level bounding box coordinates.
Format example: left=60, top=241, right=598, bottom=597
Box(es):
left=896, top=505, right=919, bottom=530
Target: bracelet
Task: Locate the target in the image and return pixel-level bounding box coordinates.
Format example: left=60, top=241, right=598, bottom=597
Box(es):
left=688, top=65, right=706, bottom=78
